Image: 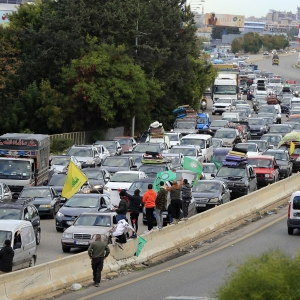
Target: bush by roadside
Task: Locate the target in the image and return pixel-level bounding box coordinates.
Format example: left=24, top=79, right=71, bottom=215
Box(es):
left=50, top=138, right=73, bottom=154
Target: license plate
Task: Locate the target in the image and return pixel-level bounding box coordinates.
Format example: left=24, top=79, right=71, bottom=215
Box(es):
left=67, top=221, right=74, bottom=225
left=251, top=133, right=257, bottom=135
left=196, top=204, right=206, bottom=207
left=74, top=241, right=89, bottom=245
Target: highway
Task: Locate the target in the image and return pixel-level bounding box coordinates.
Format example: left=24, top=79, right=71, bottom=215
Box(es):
left=36, top=53, right=300, bottom=266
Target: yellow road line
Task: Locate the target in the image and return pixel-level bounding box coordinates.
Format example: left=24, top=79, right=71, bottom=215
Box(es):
left=78, top=214, right=286, bottom=299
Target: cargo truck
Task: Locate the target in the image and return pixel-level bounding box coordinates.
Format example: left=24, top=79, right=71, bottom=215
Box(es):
left=0, top=133, right=50, bottom=197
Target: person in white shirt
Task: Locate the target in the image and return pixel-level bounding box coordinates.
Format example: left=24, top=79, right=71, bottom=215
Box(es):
left=110, top=219, right=136, bottom=250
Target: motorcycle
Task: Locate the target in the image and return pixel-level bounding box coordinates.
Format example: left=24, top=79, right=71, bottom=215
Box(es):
left=200, top=97, right=207, bottom=112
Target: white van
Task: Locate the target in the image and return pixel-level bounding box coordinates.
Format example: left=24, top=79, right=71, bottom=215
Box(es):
left=0, top=220, right=37, bottom=270
left=222, top=112, right=240, bottom=122
left=145, top=135, right=171, bottom=149
left=180, top=134, right=213, bottom=162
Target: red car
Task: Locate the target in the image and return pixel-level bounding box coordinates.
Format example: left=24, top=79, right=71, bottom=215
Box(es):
left=113, top=136, right=137, bottom=153
left=247, top=155, right=280, bottom=186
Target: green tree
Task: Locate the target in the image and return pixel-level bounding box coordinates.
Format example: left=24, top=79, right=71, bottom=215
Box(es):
left=62, top=43, right=163, bottom=131
left=231, top=36, right=244, bottom=53
left=216, top=250, right=300, bottom=300
left=243, top=32, right=262, bottom=53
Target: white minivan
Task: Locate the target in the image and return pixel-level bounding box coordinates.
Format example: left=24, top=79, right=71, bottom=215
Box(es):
left=180, top=134, right=213, bottom=162
left=0, top=220, right=37, bottom=270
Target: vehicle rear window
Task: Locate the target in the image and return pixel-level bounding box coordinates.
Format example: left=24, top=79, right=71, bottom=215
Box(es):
left=293, top=196, right=300, bottom=210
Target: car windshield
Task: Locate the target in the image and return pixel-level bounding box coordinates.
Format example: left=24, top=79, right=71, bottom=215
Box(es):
left=181, top=139, right=205, bottom=148
left=210, top=120, right=227, bottom=127
left=264, top=152, right=288, bottom=161
left=170, top=148, right=196, bottom=156
left=52, top=157, right=70, bottom=166
left=236, top=144, right=257, bottom=152
left=248, top=141, right=267, bottom=151
left=48, top=175, right=66, bottom=186
left=203, top=165, right=217, bottom=174
left=192, top=182, right=220, bottom=193
left=95, top=141, right=116, bottom=150
left=214, top=131, right=236, bottom=139
left=217, top=167, right=246, bottom=177
left=247, top=158, right=272, bottom=168
left=110, top=173, right=139, bottom=182
left=0, top=160, right=31, bottom=180
left=214, top=86, right=236, bottom=95
left=131, top=156, right=143, bottom=165
left=269, top=126, right=291, bottom=134
left=20, top=188, right=51, bottom=198
left=65, top=196, right=99, bottom=208
left=74, top=215, right=111, bottom=227
left=0, top=231, right=12, bottom=248
left=197, top=117, right=208, bottom=124
left=175, top=122, right=195, bottom=129
left=166, top=135, right=179, bottom=141
left=212, top=140, right=222, bottom=148
left=0, top=208, right=21, bottom=220
left=83, top=170, right=104, bottom=180
left=261, top=135, right=281, bottom=144
left=128, top=181, right=151, bottom=193
left=259, top=107, right=274, bottom=113
left=289, top=117, right=300, bottom=123
left=117, top=139, right=132, bottom=146
left=211, top=153, right=228, bottom=162
left=248, top=119, right=264, bottom=125
left=138, top=165, right=166, bottom=174
left=68, top=148, right=93, bottom=157
left=102, top=158, right=129, bottom=167
left=166, top=156, right=180, bottom=165
left=216, top=98, right=232, bottom=103
left=134, top=144, right=160, bottom=153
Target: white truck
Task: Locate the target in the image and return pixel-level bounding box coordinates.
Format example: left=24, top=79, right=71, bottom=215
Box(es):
left=212, top=72, right=240, bottom=103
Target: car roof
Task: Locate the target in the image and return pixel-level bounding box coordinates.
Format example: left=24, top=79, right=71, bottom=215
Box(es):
left=113, top=171, right=142, bottom=174
left=217, top=128, right=236, bottom=131
left=263, top=149, right=288, bottom=153
left=131, top=178, right=155, bottom=183
left=79, top=212, right=116, bottom=216
left=70, top=194, right=100, bottom=198
left=171, top=145, right=198, bottom=149
left=269, top=124, right=291, bottom=127
left=0, top=220, right=32, bottom=231
left=195, top=179, right=223, bottom=185
left=182, top=134, right=211, bottom=140
left=22, top=186, right=50, bottom=190
left=248, top=155, right=274, bottom=160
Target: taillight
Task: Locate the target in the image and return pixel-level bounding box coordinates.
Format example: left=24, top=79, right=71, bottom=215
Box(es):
left=288, top=202, right=291, bottom=219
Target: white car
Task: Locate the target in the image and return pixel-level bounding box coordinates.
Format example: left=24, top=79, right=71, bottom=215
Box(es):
left=212, top=98, right=233, bottom=115
left=50, top=155, right=82, bottom=172
left=235, top=143, right=261, bottom=157
left=92, top=144, right=110, bottom=163
left=103, top=171, right=148, bottom=195
left=164, top=132, right=182, bottom=147
left=169, top=145, right=204, bottom=162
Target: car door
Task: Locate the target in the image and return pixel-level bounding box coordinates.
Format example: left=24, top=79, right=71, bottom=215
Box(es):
left=12, top=228, right=26, bottom=269
left=72, top=156, right=81, bottom=169
left=2, top=183, right=12, bottom=200
left=51, top=187, right=60, bottom=214
left=248, top=166, right=256, bottom=192
left=93, top=149, right=101, bottom=166
left=221, top=183, right=230, bottom=203
left=21, top=226, right=36, bottom=265
left=27, top=205, right=40, bottom=236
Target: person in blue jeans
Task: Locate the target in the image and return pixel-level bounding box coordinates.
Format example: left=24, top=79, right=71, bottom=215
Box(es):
left=113, top=190, right=129, bottom=222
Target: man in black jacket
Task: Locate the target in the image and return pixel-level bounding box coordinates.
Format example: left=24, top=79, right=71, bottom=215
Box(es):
left=113, top=190, right=129, bottom=222
left=0, top=240, right=14, bottom=274
left=123, top=189, right=141, bottom=238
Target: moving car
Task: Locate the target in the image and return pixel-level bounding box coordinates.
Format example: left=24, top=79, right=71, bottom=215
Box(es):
left=287, top=191, right=300, bottom=235
left=67, top=145, right=102, bottom=168
left=192, top=180, right=230, bottom=212
left=133, top=142, right=169, bottom=154
left=94, top=140, right=123, bottom=156
left=170, top=145, right=203, bottom=162
left=209, top=120, right=229, bottom=134
left=202, top=163, right=218, bottom=180
left=113, top=136, right=137, bottom=153
left=260, top=133, right=283, bottom=150
left=214, top=128, right=242, bottom=148
left=83, top=168, right=111, bottom=193
left=235, top=143, right=261, bottom=157
left=268, top=124, right=292, bottom=137
left=212, top=98, right=233, bottom=115
left=100, top=156, right=137, bottom=175
left=50, top=155, right=81, bottom=173
left=0, top=182, right=12, bottom=202
left=164, top=132, right=182, bottom=147
left=247, top=118, right=269, bottom=137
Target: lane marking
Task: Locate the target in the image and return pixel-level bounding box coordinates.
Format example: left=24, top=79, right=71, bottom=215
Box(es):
left=78, top=214, right=286, bottom=299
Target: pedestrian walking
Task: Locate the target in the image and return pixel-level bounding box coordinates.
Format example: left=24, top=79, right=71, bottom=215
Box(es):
left=143, top=184, right=156, bottom=233
left=88, top=234, right=110, bottom=287
left=113, top=190, right=129, bottom=222
left=0, top=239, right=14, bottom=275
left=181, top=179, right=192, bottom=221
left=110, top=219, right=136, bottom=249
left=155, top=181, right=168, bottom=230
left=166, top=178, right=184, bottom=224
left=122, top=189, right=142, bottom=238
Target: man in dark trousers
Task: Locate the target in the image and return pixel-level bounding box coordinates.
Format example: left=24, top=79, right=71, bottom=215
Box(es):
left=112, top=190, right=129, bottom=222
left=88, top=234, right=110, bottom=287
left=181, top=179, right=192, bottom=221
left=0, top=239, right=14, bottom=275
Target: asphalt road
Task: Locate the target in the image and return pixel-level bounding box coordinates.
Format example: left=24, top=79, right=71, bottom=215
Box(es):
left=36, top=53, right=299, bottom=266
left=56, top=204, right=299, bottom=300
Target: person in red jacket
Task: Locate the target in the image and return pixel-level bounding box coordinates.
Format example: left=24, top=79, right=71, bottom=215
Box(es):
left=143, top=184, right=156, bottom=233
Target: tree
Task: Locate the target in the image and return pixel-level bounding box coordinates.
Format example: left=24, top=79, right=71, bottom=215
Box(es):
left=231, top=37, right=244, bottom=53
left=61, top=43, right=163, bottom=131
left=216, top=250, right=300, bottom=300
left=243, top=32, right=262, bottom=53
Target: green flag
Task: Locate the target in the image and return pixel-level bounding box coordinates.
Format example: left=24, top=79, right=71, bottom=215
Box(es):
left=183, top=157, right=203, bottom=174
left=135, top=236, right=147, bottom=257
left=153, top=170, right=177, bottom=192
left=211, top=157, right=222, bottom=170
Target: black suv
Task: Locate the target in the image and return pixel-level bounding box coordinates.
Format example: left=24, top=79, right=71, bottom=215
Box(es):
left=212, top=163, right=257, bottom=199
left=0, top=198, right=41, bottom=244
left=262, top=149, right=293, bottom=178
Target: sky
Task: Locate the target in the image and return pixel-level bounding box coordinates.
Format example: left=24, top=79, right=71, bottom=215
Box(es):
left=187, top=0, right=300, bottom=18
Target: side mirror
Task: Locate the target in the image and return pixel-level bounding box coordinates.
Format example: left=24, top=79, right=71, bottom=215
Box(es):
left=3, top=193, right=10, bottom=200
left=211, top=173, right=215, bottom=178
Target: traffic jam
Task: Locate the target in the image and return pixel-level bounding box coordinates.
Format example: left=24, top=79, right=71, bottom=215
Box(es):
left=1, top=56, right=300, bottom=271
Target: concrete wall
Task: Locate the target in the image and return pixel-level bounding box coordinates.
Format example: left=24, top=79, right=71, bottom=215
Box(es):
left=1, top=174, right=299, bottom=300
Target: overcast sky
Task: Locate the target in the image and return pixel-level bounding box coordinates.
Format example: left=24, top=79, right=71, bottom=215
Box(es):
left=188, top=0, right=299, bottom=18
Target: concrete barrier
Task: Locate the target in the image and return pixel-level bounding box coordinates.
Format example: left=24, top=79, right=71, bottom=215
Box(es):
left=1, top=174, right=299, bottom=300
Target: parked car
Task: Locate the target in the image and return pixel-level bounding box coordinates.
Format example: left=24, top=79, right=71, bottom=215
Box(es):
left=247, top=118, right=269, bottom=137
left=268, top=124, right=292, bottom=137
left=262, top=149, right=292, bottom=178
left=67, top=145, right=102, bottom=168
left=113, top=136, right=137, bottom=153
left=260, top=133, right=283, bottom=149
left=169, top=145, right=203, bottom=162
left=192, top=180, right=230, bottom=212
left=100, top=156, right=137, bottom=175
left=61, top=212, right=117, bottom=252
left=214, top=128, right=242, bottom=148
left=94, top=140, right=123, bottom=156
left=247, top=155, right=279, bottom=186
left=55, top=194, right=111, bottom=232
left=19, top=186, right=62, bottom=218
left=209, top=120, right=229, bottom=135
left=133, top=142, right=169, bottom=154
left=50, top=155, right=82, bottom=173
left=235, top=143, right=261, bottom=157
left=0, top=198, right=41, bottom=245
left=83, top=168, right=111, bottom=193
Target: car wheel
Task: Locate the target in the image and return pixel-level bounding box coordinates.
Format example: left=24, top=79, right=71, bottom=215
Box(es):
left=29, top=257, right=35, bottom=267
left=56, top=227, right=63, bottom=232
left=62, top=247, right=71, bottom=253
left=288, top=227, right=294, bottom=235
left=35, top=229, right=41, bottom=245
left=245, top=187, right=250, bottom=195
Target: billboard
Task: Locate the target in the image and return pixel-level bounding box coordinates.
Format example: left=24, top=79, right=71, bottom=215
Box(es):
left=205, top=13, right=245, bottom=27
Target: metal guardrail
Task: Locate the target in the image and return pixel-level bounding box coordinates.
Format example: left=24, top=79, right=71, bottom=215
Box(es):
left=49, top=132, right=86, bottom=145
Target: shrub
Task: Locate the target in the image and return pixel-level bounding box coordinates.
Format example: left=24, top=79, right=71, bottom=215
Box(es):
left=50, top=138, right=73, bottom=154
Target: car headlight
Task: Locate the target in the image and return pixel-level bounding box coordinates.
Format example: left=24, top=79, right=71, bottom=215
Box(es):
left=260, top=127, right=264, bottom=130
left=86, top=159, right=93, bottom=164
left=39, top=204, right=52, bottom=208
left=265, top=174, right=271, bottom=178
left=57, top=211, right=64, bottom=217
left=93, top=185, right=103, bottom=189
left=209, top=197, right=219, bottom=203
left=63, top=232, right=72, bottom=239
left=103, top=186, right=111, bottom=192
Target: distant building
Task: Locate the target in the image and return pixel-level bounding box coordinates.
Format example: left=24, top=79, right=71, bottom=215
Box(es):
left=243, top=21, right=265, bottom=34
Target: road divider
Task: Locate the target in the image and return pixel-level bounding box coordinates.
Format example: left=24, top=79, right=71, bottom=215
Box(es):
left=1, top=174, right=299, bottom=300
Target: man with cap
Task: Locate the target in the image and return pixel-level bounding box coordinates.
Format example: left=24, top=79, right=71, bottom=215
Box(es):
left=181, top=179, right=192, bottom=221
left=0, top=240, right=14, bottom=275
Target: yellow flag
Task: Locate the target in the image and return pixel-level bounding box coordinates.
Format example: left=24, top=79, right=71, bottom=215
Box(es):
left=61, top=161, right=88, bottom=199
left=290, top=142, right=295, bottom=155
